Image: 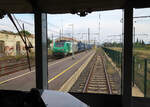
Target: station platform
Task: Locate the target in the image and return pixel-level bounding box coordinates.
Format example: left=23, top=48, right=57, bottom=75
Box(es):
left=132, top=85, right=144, bottom=97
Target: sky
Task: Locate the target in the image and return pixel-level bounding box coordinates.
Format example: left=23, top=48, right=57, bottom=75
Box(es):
left=0, top=8, right=150, bottom=44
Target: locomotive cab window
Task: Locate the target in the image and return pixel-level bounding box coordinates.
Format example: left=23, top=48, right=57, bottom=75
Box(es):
left=1, top=0, right=150, bottom=107
left=55, top=42, right=64, bottom=47
left=0, top=14, right=35, bottom=91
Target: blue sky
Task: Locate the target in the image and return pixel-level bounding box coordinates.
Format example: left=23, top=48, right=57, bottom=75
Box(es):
left=0, top=8, right=150, bottom=44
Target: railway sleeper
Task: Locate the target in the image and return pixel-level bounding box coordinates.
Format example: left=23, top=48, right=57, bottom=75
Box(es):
left=89, top=84, right=107, bottom=88
left=89, top=81, right=106, bottom=84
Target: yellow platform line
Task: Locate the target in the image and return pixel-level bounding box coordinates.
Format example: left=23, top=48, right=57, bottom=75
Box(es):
left=59, top=51, right=95, bottom=92
left=0, top=71, right=34, bottom=85
left=0, top=57, right=71, bottom=85
left=48, top=51, right=92, bottom=83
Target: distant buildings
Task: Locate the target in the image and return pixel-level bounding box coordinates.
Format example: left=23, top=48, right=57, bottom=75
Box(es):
left=0, top=32, right=35, bottom=57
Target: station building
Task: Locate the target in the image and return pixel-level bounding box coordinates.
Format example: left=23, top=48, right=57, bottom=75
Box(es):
left=0, top=32, right=35, bottom=57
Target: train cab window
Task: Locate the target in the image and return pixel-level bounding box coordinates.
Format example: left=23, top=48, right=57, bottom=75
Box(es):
left=1, top=0, right=150, bottom=107
left=16, top=41, right=21, bottom=55
left=66, top=43, right=69, bottom=48
left=132, top=8, right=150, bottom=98
left=47, top=11, right=122, bottom=96
left=55, top=42, right=64, bottom=47
left=0, top=14, right=35, bottom=91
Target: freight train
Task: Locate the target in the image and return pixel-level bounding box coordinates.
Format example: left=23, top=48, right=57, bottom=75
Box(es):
left=52, top=40, right=92, bottom=57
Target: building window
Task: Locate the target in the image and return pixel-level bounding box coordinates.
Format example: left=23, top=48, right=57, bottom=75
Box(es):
left=16, top=41, right=21, bottom=55
left=0, top=40, right=5, bottom=53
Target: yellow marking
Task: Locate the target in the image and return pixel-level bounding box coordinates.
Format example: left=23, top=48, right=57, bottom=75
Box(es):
left=59, top=52, right=95, bottom=92
left=48, top=52, right=92, bottom=83
left=0, top=71, right=34, bottom=85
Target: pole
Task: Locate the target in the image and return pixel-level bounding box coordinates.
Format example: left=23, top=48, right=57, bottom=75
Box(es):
left=144, top=59, right=147, bottom=97
left=35, top=13, right=48, bottom=89
left=122, top=7, right=133, bottom=107
left=71, top=24, right=75, bottom=59
left=52, top=33, right=53, bottom=42
left=99, top=14, right=101, bottom=44
left=51, top=33, right=53, bottom=49
left=88, top=28, right=90, bottom=44
left=132, top=56, right=135, bottom=86
left=62, top=27, right=63, bottom=38
left=60, top=29, right=61, bottom=40
left=133, top=26, right=135, bottom=46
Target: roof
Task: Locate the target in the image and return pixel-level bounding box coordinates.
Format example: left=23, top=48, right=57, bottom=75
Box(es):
left=0, top=0, right=150, bottom=14
left=55, top=37, right=78, bottom=42
left=0, top=32, right=34, bottom=38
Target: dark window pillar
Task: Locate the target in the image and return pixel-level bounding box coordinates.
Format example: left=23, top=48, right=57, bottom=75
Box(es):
left=35, top=13, right=48, bottom=89
left=122, top=7, right=133, bottom=107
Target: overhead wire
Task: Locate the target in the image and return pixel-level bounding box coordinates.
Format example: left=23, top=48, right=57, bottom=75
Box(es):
left=23, top=24, right=31, bottom=71
left=12, top=15, right=33, bottom=48
left=7, top=13, right=33, bottom=71
left=5, top=14, right=61, bottom=71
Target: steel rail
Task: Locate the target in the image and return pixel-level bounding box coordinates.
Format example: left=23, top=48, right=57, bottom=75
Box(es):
left=100, top=54, right=113, bottom=94
left=83, top=53, right=113, bottom=94
left=0, top=56, right=54, bottom=76
left=83, top=55, right=96, bottom=92
left=0, top=61, right=27, bottom=69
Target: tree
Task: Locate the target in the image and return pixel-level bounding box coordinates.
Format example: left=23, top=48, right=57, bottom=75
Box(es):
left=136, top=38, right=139, bottom=43
left=0, top=30, right=16, bottom=35
left=142, top=40, right=145, bottom=45
left=19, top=30, right=31, bottom=36
left=47, top=38, right=52, bottom=48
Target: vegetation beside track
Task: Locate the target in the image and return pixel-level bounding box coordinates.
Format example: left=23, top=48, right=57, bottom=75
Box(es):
left=108, top=47, right=150, bottom=59
left=103, top=46, right=150, bottom=97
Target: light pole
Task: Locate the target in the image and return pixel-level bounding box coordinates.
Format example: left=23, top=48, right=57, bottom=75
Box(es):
left=120, top=15, right=150, bottom=46
left=69, top=24, right=75, bottom=59
left=99, top=14, right=101, bottom=44
left=88, top=28, right=90, bottom=44
left=59, top=29, right=61, bottom=40
left=133, top=26, right=135, bottom=46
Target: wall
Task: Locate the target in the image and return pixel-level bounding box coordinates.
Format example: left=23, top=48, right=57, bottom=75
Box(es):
left=0, top=33, right=35, bottom=56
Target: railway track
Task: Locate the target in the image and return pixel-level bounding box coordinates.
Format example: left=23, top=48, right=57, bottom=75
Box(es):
left=0, top=55, right=54, bottom=77
left=70, top=50, right=118, bottom=94
left=82, top=53, right=113, bottom=94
